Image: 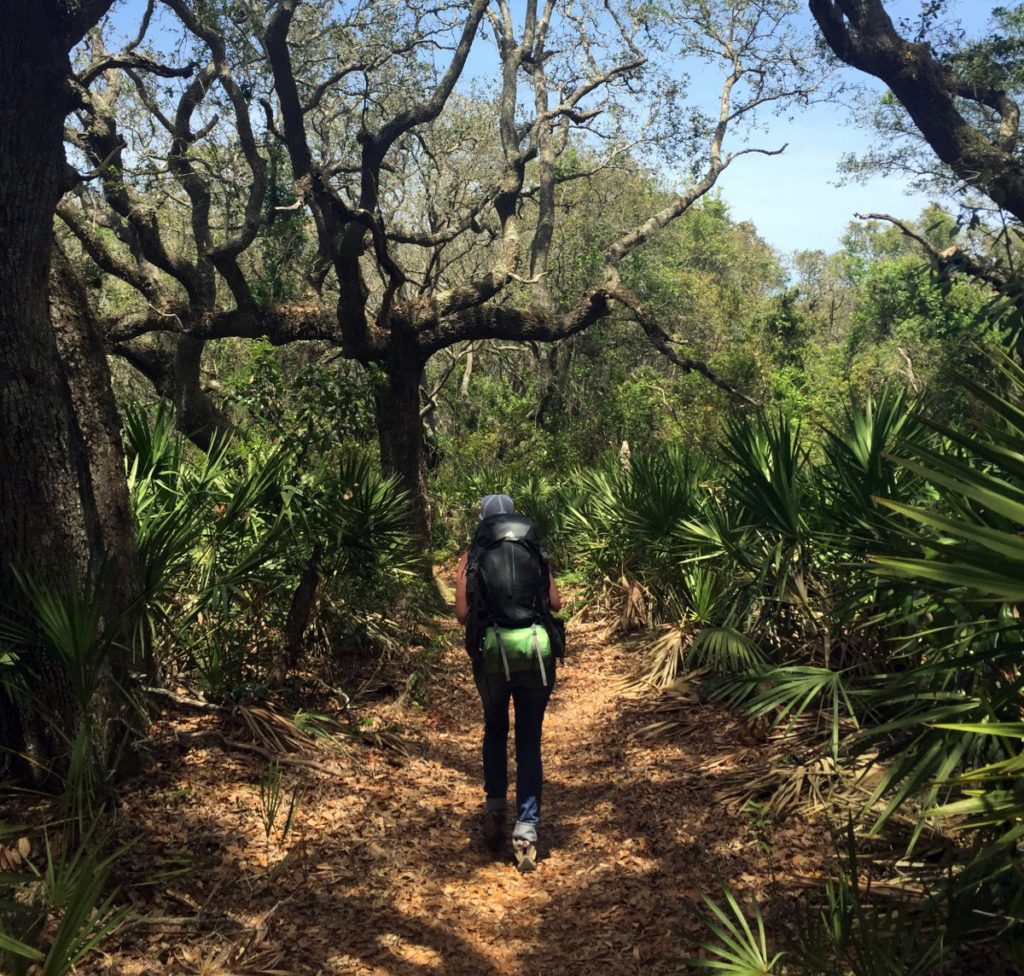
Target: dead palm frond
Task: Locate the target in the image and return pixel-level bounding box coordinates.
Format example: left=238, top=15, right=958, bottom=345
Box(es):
left=623, top=622, right=692, bottom=691
left=631, top=685, right=706, bottom=742
left=716, top=751, right=844, bottom=818
left=617, top=576, right=651, bottom=634
left=358, top=723, right=413, bottom=757
left=228, top=704, right=324, bottom=755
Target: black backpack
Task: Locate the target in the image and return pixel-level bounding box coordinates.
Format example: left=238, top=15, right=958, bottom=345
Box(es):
left=464, top=513, right=565, bottom=662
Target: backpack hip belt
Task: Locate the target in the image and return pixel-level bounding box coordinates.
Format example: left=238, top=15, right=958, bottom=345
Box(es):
left=484, top=622, right=551, bottom=685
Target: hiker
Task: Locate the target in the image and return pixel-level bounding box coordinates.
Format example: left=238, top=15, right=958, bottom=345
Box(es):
left=455, top=493, right=563, bottom=873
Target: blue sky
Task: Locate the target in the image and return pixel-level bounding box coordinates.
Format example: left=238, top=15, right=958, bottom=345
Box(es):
left=709, top=0, right=994, bottom=257
left=102, top=0, right=998, bottom=260
left=714, top=101, right=934, bottom=257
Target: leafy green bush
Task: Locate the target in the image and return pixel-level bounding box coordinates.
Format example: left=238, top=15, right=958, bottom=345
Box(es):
left=124, top=404, right=419, bottom=698
left=0, top=823, right=130, bottom=976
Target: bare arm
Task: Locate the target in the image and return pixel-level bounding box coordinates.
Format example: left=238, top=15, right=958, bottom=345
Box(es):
left=549, top=569, right=562, bottom=612
left=455, top=551, right=470, bottom=624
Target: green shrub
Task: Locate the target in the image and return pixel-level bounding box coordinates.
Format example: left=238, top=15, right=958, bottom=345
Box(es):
left=124, top=404, right=419, bottom=698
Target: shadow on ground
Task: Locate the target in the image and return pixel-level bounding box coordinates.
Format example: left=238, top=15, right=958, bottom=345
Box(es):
left=87, top=624, right=821, bottom=976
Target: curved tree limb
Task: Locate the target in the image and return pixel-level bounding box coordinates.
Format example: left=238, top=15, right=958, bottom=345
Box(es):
left=104, top=302, right=342, bottom=347
left=57, top=199, right=167, bottom=305
left=604, top=276, right=759, bottom=406
left=854, top=211, right=1009, bottom=290
left=162, top=0, right=267, bottom=311
left=78, top=51, right=195, bottom=88
left=809, top=0, right=1024, bottom=219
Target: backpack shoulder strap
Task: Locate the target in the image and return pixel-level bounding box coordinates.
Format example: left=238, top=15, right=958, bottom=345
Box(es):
left=463, top=542, right=484, bottom=661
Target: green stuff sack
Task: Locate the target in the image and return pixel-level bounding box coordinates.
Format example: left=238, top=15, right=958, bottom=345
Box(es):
left=483, top=624, right=553, bottom=684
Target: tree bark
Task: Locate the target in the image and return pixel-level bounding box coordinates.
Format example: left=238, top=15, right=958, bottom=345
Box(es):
left=50, top=248, right=149, bottom=775
left=280, top=543, right=323, bottom=679
left=0, top=12, right=96, bottom=592
left=374, top=352, right=433, bottom=566
left=808, top=0, right=1024, bottom=221
left=535, top=341, right=573, bottom=429
left=0, top=1, right=135, bottom=783
left=114, top=333, right=232, bottom=451
left=171, top=336, right=232, bottom=451
left=50, top=250, right=140, bottom=597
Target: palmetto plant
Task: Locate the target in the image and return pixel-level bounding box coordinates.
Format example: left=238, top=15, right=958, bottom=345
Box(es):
left=554, top=347, right=1024, bottom=966
left=852, top=354, right=1024, bottom=895
left=126, top=407, right=298, bottom=691
left=724, top=411, right=809, bottom=548
left=695, top=393, right=932, bottom=738
left=320, top=450, right=418, bottom=578
left=788, top=823, right=952, bottom=976
left=820, top=387, right=924, bottom=548
left=692, top=889, right=783, bottom=975
left=124, top=404, right=417, bottom=696
left=256, top=759, right=303, bottom=868
left=872, top=357, right=1024, bottom=599
left=718, top=411, right=833, bottom=667
left=632, top=566, right=765, bottom=690
left=0, top=822, right=130, bottom=976
left=565, top=447, right=717, bottom=621
left=682, top=565, right=766, bottom=673
left=710, top=368, right=1024, bottom=850
left=566, top=360, right=1022, bottom=900
left=0, top=570, right=138, bottom=832
left=714, top=665, right=857, bottom=760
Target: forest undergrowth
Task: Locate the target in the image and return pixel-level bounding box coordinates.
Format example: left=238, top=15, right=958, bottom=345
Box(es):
left=6, top=362, right=1024, bottom=973
left=3, top=583, right=843, bottom=976
left=5, top=571, right=1013, bottom=976
left=8, top=3, right=1024, bottom=973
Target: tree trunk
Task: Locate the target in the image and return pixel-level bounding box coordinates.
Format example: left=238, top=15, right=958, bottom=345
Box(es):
left=50, top=250, right=140, bottom=597
left=172, top=336, right=233, bottom=451
left=279, top=542, right=323, bottom=681
left=0, top=6, right=137, bottom=783
left=460, top=347, right=474, bottom=397
left=535, top=340, right=573, bottom=429
left=374, top=353, right=433, bottom=567
left=115, top=333, right=232, bottom=452
left=51, top=250, right=147, bottom=680
left=0, top=14, right=94, bottom=590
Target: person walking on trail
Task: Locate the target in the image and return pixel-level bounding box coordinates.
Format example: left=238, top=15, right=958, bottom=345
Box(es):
left=455, top=493, right=564, bottom=873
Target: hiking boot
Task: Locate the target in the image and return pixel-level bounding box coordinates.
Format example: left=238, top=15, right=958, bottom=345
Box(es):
left=482, top=811, right=505, bottom=852
left=512, top=837, right=537, bottom=873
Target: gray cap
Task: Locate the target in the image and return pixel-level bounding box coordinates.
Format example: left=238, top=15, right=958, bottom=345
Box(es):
left=479, top=493, right=515, bottom=519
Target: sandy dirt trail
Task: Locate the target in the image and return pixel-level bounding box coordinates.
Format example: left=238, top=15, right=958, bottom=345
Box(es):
left=92, top=616, right=796, bottom=975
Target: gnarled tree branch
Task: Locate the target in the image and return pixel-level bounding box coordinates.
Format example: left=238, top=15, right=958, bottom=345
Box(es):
left=809, top=0, right=1024, bottom=219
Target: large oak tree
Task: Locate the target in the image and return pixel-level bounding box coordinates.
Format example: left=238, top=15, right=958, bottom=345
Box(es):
left=0, top=1, right=141, bottom=781
left=809, top=0, right=1024, bottom=222
left=63, top=0, right=821, bottom=553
